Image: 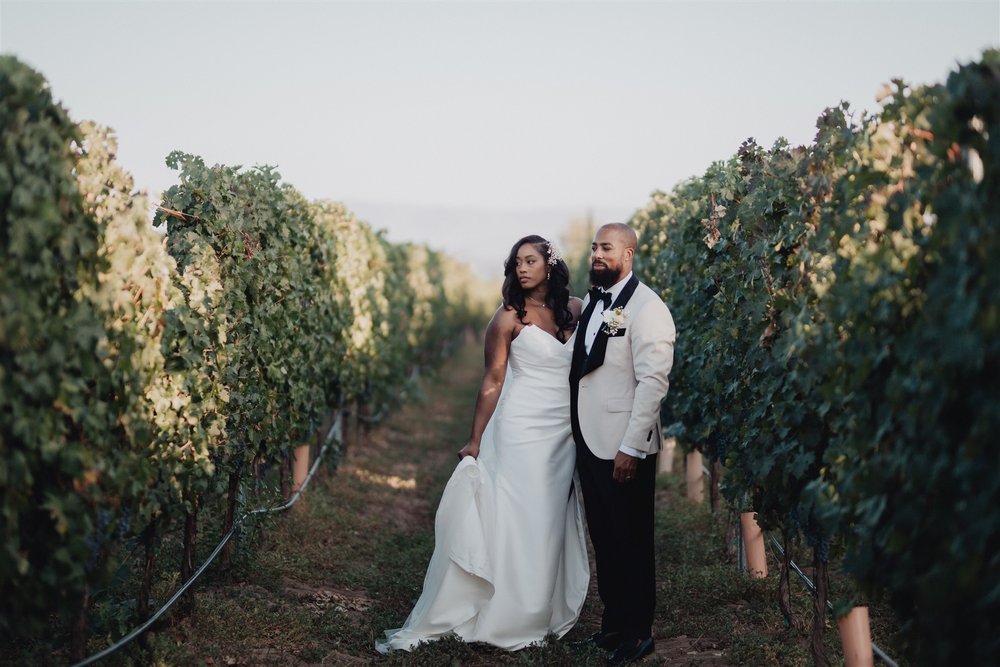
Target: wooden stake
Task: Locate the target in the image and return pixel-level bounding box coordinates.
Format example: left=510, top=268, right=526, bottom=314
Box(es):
left=685, top=450, right=704, bottom=503
left=740, top=512, right=768, bottom=578
left=292, top=444, right=310, bottom=509
left=657, top=437, right=676, bottom=474
left=838, top=606, right=874, bottom=667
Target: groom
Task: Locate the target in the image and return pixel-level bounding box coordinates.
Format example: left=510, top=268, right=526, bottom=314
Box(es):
left=570, top=223, right=675, bottom=665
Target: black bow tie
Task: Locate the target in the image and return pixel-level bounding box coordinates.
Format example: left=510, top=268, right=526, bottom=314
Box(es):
left=589, top=287, right=612, bottom=308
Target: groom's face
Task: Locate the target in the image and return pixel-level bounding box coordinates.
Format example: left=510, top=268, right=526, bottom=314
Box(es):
left=590, top=228, right=634, bottom=288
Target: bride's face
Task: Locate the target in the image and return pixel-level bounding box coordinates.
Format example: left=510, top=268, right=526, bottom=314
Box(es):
left=515, top=243, right=547, bottom=292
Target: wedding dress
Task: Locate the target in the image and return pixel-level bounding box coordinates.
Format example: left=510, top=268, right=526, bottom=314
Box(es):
left=376, top=324, right=590, bottom=653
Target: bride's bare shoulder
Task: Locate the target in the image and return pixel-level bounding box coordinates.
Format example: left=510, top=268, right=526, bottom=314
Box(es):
left=569, top=296, right=584, bottom=322
left=482, top=306, right=521, bottom=355
left=487, top=305, right=519, bottom=335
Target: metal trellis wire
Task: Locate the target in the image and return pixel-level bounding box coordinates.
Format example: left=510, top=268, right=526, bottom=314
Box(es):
left=699, top=464, right=898, bottom=667
left=71, top=411, right=343, bottom=667
left=765, top=534, right=898, bottom=667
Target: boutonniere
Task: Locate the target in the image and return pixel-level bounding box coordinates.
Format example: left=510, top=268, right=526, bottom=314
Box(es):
left=601, top=307, right=627, bottom=335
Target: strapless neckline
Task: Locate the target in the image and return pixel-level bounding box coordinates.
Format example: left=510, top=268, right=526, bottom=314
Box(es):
left=515, top=323, right=570, bottom=348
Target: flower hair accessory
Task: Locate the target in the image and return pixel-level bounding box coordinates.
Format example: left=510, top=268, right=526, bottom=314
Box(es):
left=602, top=307, right=627, bottom=335
left=545, top=241, right=562, bottom=266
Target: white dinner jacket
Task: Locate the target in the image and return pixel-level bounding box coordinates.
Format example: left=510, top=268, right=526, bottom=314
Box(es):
left=570, top=279, right=676, bottom=460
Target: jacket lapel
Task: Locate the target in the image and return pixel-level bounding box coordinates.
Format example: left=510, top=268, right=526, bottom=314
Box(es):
left=580, top=274, right=639, bottom=378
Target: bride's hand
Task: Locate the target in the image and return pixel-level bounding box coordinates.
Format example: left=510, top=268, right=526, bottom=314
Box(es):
left=457, top=441, right=480, bottom=460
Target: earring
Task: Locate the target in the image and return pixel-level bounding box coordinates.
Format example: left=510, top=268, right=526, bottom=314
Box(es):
left=547, top=271, right=551, bottom=281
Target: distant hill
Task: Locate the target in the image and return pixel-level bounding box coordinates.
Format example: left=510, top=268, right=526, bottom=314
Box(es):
left=345, top=200, right=635, bottom=282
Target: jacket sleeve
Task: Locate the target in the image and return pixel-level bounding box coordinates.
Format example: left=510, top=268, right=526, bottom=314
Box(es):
left=619, top=296, right=675, bottom=454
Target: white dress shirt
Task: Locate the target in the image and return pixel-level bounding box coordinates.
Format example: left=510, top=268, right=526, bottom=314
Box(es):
left=584, top=272, right=648, bottom=460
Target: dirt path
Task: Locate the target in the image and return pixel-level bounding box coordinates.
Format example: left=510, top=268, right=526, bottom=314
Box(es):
left=147, top=340, right=845, bottom=666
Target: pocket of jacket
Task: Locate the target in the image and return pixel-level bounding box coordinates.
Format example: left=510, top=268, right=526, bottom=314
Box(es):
left=606, top=397, right=634, bottom=413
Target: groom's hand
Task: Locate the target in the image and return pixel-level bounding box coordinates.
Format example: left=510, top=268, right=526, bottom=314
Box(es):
left=612, top=451, right=639, bottom=483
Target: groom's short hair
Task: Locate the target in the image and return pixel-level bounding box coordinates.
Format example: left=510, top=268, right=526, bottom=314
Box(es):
left=599, top=223, right=638, bottom=250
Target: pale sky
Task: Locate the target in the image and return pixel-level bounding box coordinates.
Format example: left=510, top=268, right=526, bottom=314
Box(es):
left=2, top=1, right=997, bottom=277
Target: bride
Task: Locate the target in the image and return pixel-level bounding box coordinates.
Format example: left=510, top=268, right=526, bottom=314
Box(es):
left=376, top=235, right=589, bottom=653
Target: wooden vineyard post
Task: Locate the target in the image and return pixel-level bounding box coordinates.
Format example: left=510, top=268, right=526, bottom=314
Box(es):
left=838, top=607, right=874, bottom=667
left=740, top=512, right=768, bottom=578
left=292, top=443, right=310, bottom=509
left=657, top=437, right=676, bottom=474
left=685, top=450, right=704, bottom=503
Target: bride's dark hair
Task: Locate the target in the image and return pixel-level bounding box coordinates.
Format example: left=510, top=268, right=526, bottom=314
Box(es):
left=502, top=235, right=574, bottom=342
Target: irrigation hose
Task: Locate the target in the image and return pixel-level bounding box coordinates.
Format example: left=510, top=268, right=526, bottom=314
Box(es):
left=71, top=412, right=343, bottom=667
left=698, top=463, right=897, bottom=667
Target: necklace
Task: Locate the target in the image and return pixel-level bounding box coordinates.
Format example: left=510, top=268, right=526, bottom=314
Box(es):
left=526, top=295, right=549, bottom=309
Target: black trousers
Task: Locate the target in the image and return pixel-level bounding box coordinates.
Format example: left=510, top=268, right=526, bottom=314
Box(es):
left=575, top=441, right=657, bottom=641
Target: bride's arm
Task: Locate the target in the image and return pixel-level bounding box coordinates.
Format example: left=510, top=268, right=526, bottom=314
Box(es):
left=457, top=307, right=514, bottom=459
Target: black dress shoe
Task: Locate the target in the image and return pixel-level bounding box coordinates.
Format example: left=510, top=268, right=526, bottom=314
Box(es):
left=592, top=630, right=624, bottom=651
left=607, top=636, right=654, bottom=665
left=573, top=630, right=623, bottom=651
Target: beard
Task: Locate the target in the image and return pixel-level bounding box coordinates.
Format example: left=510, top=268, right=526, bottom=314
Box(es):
left=590, top=264, right=622, bottom=289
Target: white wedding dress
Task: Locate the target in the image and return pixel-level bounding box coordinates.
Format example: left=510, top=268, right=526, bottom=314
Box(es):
left=376, top=324, right=590, bottom=653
